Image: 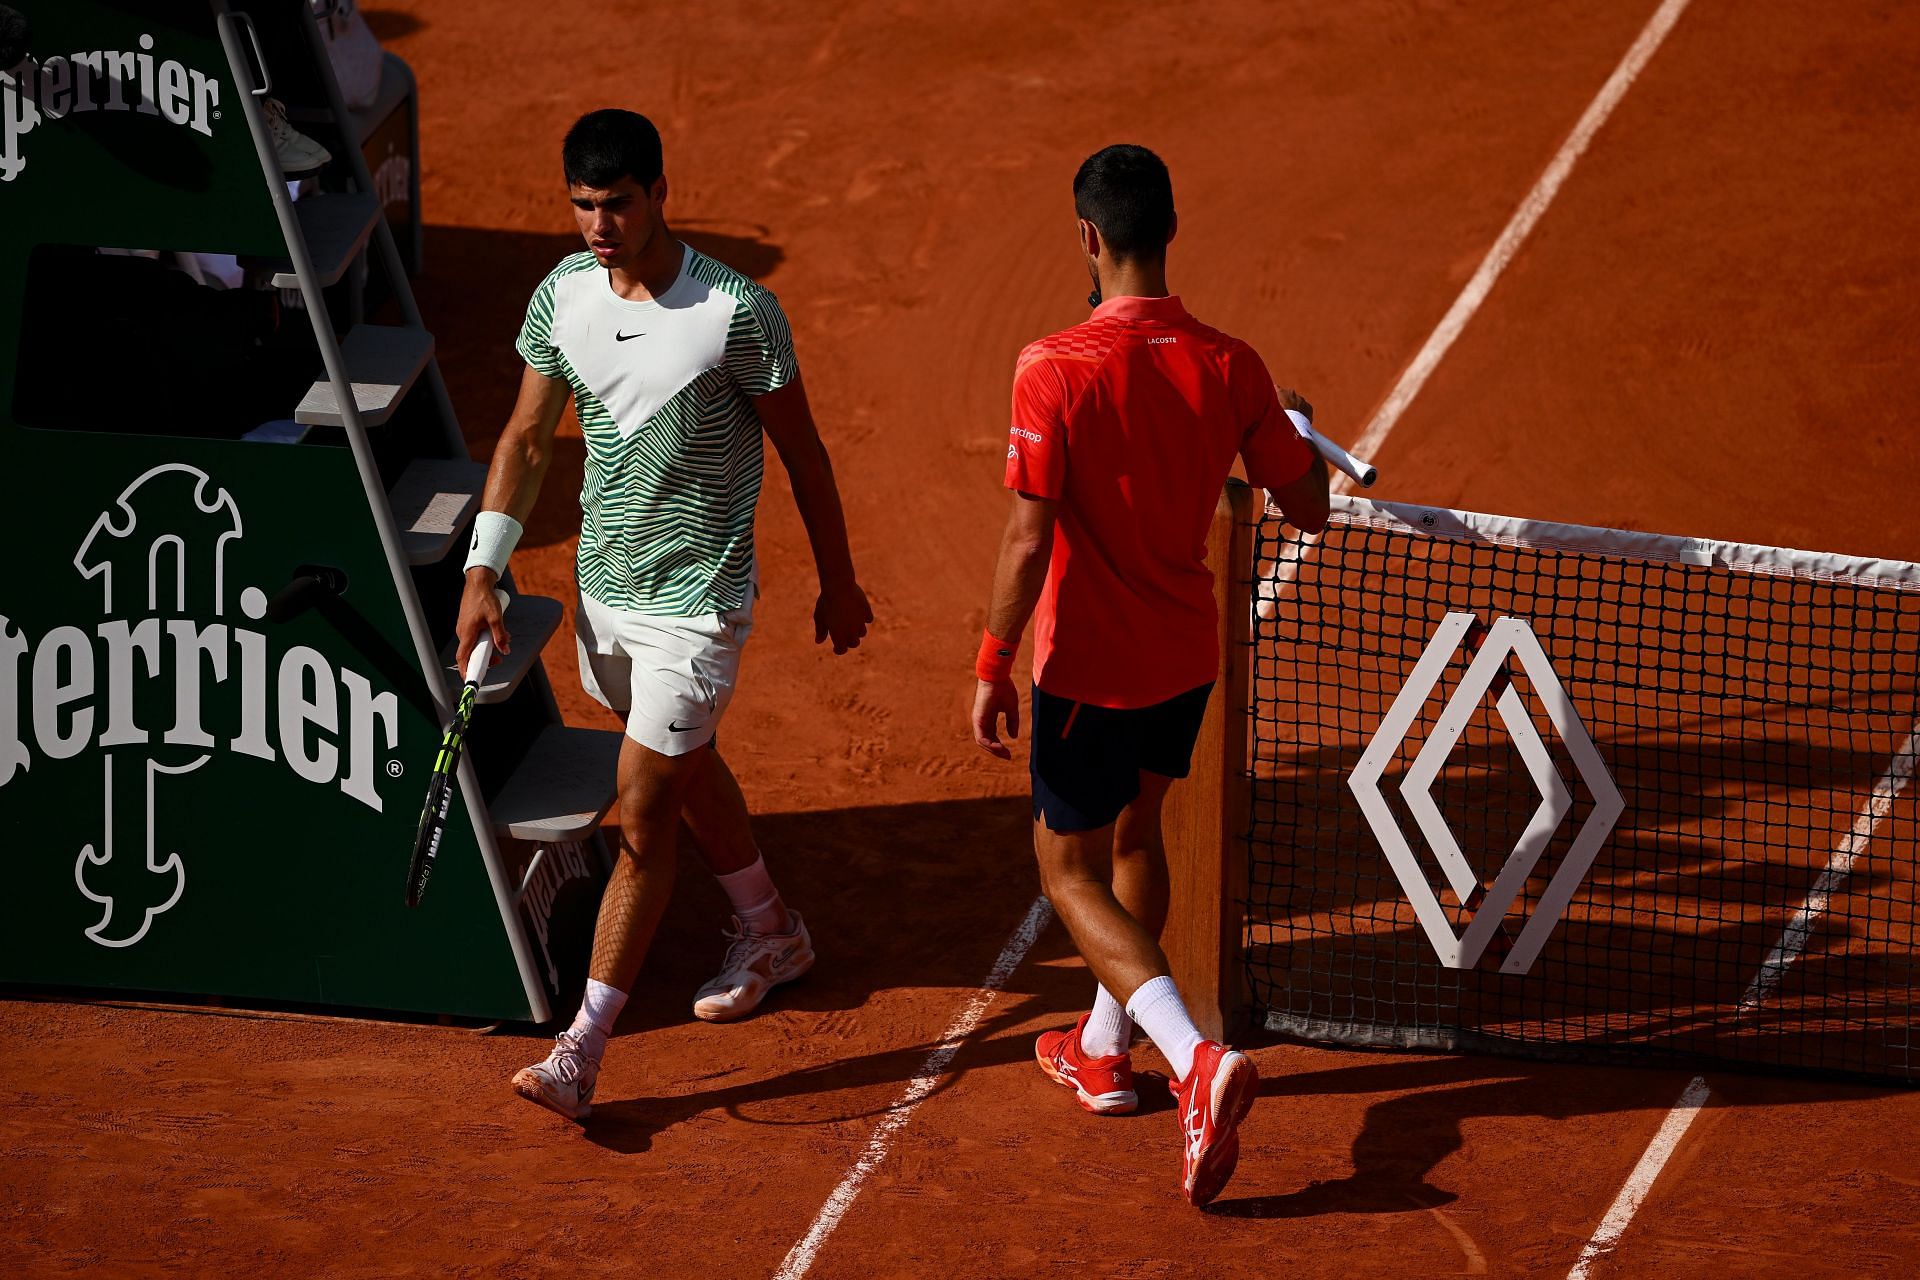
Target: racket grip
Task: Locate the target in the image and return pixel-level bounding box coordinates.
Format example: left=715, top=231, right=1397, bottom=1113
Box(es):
left=463, top=635, right=494, bottom=684
left=462, top=590, right=509, bottom=684
left=1286, top=409, right=1378, bottom=488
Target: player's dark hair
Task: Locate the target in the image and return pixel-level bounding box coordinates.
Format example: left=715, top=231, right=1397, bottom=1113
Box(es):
left=1072, top=144, right=1174, bottom=261
left=563, top=109, right=664, bottom=189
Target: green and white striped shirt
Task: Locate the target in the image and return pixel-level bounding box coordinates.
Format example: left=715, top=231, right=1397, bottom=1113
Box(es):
left=516, top=245, right=796, bottom=615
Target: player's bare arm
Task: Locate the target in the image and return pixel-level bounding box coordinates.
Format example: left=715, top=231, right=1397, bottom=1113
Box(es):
left=971, top=491, right=1057, bottom=760
left=455, top=365, right=570, bottom=670
left=755, top=376, right=873, bottom=654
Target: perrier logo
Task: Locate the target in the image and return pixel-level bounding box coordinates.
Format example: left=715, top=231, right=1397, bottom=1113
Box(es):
left=0, top=465, right=399, bottom=947
left=2, top=32, right=222, bottom=183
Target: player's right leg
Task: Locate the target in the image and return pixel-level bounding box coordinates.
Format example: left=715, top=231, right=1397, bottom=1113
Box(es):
left=513, top=734, right=711, bottom=1121
left=514, top=597, right=718, bottom=1122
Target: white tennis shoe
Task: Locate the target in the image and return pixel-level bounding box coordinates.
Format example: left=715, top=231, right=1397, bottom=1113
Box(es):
left=511, top=1030, right=599, bottom=1121
left=693, top=912, right=815, bottom=1022
left=263, top=98, right=331, bottom=176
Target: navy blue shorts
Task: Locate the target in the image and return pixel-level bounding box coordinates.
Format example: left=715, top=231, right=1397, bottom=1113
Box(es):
left=1030, top=682, right=1215, bottom=833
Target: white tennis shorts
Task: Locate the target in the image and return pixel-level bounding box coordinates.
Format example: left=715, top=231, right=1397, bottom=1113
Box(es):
left=574, top=587, right=755, bottom=756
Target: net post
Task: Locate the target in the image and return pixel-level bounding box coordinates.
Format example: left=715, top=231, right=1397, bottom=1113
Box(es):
left=1164, top=480, right=1256, bottom=1042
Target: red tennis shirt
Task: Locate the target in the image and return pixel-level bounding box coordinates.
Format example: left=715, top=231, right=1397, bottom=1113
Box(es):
left=1004, top=294, right=1312, bottom=709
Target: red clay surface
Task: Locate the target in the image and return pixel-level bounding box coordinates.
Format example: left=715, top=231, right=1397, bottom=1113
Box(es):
left=7, top=0, right=1920, bottom=1275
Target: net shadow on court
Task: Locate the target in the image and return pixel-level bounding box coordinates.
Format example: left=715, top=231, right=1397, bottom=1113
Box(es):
left=1246, top=502, right=1920, bottom=1084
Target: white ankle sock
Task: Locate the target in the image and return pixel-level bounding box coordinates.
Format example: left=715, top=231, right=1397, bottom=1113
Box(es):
left=1079, top=984, right=1132, bottom=1059
left=715, top=854, right=789, bottom=936
left=1125, top=975, right=1205, bottom=1082
left=566, top=978, right=626, bottom=1060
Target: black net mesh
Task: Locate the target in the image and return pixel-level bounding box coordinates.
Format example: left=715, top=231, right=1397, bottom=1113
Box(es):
left=1247, top=502, right=1920, bottom=1082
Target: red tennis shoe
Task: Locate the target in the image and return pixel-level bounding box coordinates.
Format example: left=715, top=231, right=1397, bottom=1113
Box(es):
left=1035, top=1013, right=1138, bottom=1115
left=1172, top=1041, right=1259, bottom=1207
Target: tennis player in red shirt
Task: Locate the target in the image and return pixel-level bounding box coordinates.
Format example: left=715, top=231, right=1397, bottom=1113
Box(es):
left=971, top=144, right=1330, bottom=1207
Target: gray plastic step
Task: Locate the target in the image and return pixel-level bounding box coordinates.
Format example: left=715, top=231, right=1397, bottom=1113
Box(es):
left=269, top=191, right=382, bottom=288
left=288, top=53, right=415, bottom=141
left=441, top=593, right=563, bottom=705
left=490, top=724, right=622, bottom=843
left=295, top=324, right=434, bottom=427
left=388, top=457, right=487, bottom=565
left=348, top=53, right=416, bottom=141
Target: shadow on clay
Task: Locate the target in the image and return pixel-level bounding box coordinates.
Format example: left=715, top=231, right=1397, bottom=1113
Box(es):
left=1207, top=1051, right=1899, bottom=1219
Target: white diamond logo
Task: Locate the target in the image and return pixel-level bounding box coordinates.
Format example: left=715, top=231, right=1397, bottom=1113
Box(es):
left=1348, top=612, right=1625, bottom=974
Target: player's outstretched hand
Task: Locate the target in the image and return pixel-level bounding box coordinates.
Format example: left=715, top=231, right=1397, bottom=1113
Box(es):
left=455, top=571, right=510, bottom=673
left=814, top=578, right=873, bottom=655
left=972, top=677, right=1020, bottom=761
left=1276, top=386, right=1313, bottom=420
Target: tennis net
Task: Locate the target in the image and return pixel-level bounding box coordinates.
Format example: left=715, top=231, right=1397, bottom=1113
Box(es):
left=1246, top=494, right=1920, bottom=1083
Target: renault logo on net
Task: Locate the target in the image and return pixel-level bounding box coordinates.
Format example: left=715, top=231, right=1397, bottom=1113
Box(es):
left=1348, top=612, right=1624, bottom=975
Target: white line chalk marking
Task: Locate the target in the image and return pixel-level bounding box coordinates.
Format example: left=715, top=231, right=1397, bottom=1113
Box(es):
left=1257, top=0, right=1697, bottom=617
left=1566, top=1075, right=1710, bottom=1279
left=1344, top=0, right=1698, bottom=482
left=772, top=896, right=1053, bottom=1280
left=1739, top=726, right=1920, bottom=1013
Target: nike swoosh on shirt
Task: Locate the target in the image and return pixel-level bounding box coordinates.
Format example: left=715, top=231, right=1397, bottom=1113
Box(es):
left=615, top=331, right=645, bottom=342
left=668, top=720, right=702, bottom=733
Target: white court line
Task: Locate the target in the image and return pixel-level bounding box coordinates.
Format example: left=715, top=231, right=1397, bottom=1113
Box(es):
left=1568, top=717, right=1920, bottom=1277
left=1343, top=0, right=1698, bottom=477
left=772, top=896, right=1053, bottom=1280
left=1566, top=1075, right=1710, bottom=1279
left=1332, top=4, right=1713, bottom=1270
left=1257, top=0, right=1697, bottom=611
left=1739, top=726, right=1920, bottom=1013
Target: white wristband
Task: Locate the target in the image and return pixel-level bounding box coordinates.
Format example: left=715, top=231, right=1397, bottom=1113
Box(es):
left=463, top=510, right=523, bottom=577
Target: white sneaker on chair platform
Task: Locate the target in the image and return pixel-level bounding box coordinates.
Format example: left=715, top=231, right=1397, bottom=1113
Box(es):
left=265, top=98, right=331, bottom=176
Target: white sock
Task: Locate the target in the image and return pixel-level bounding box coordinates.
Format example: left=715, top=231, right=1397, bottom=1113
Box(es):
left=566, top=978, right=626, bottom=1061
left=1125, top=975, right=1206, bottom=1082
left=714, top=854, right=789, bottom=936
left=1079, top=984, right=1132, bottom=1059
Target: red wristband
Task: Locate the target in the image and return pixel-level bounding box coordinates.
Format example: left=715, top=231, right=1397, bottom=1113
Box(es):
left=976, top=630, right=1018, bottom=681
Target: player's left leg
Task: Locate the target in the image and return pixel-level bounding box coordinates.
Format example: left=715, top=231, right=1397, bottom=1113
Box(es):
left=1035, top=820, right=1171, bottom=1000
left=682, top=748, right=814, bottom=1021
left=1079, top=773, right=1175, bottom=1059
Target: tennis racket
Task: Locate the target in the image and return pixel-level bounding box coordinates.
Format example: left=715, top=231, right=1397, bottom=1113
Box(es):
left=405, top=590, right=506, bottom=907
left=1285, top=408, right=1378, bottom=488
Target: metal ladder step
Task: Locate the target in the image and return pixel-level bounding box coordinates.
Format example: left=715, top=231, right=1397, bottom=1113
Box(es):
left=387, top=456, right=487, bottom=564
left=439, top=593, right=563, bottom=705
left=295, top=324, right=434, bottom=427
left=490, top=725, right=622, bottom=843
left=269, top=190, right=382, bottom=288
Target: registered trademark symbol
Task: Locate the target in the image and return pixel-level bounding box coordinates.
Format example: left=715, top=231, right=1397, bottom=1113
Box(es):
left=386, top=759, right=403, bottom=778
left=213, top=110, right=221, bottom=119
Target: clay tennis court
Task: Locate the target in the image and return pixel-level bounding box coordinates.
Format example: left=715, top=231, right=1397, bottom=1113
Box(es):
left=7, top=0, right=1920, bottom=1274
